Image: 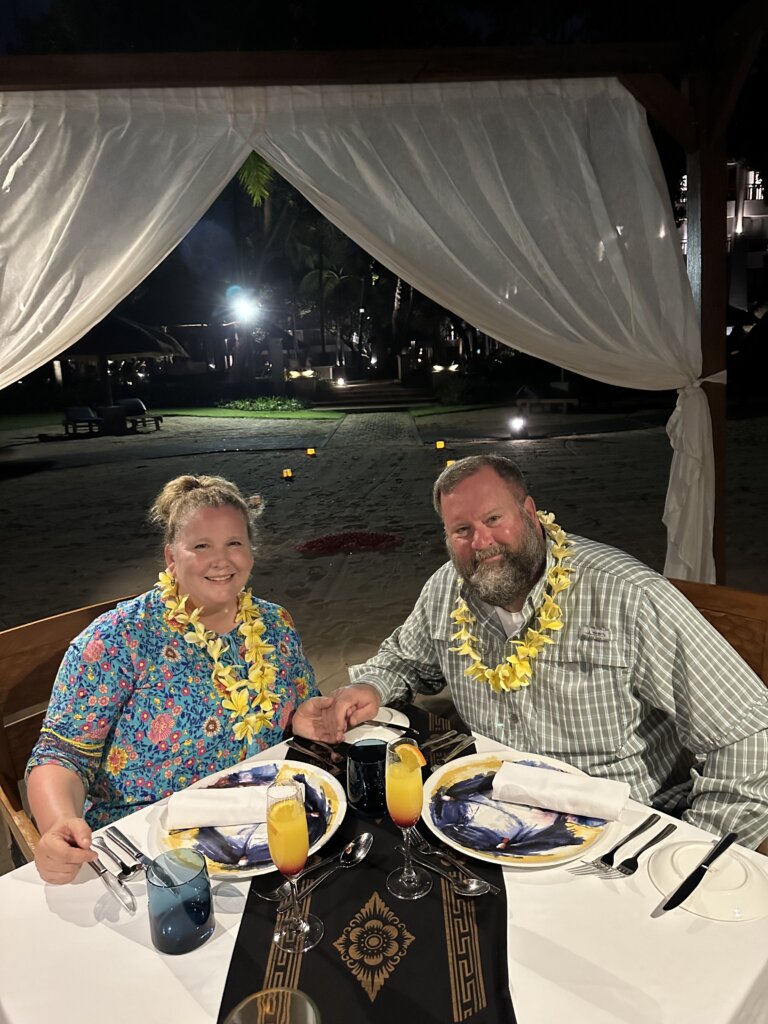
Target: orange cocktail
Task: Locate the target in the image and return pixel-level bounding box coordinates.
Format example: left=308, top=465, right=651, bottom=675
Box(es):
left=385, top=738, right=432, bottom=900
left=386, top=753, right=424, bottom=827
left=266, top=779, right=323, bottom=952
left=267, top=796, right=309, bottom=878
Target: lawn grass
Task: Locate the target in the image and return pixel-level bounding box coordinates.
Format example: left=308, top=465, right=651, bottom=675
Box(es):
left=0, top=407, right=344, bottom=432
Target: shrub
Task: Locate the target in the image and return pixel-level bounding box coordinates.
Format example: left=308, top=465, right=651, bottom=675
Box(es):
left=216, top=396, right=309, bottom=413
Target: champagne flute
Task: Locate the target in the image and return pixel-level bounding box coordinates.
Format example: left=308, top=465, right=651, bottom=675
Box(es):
left=266, top=780, right=324, bottom=952
left=385, top=737, right=432, bottom=899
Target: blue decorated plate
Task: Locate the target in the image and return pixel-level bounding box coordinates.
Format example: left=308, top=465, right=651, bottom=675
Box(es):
left=423, top=751, right=609, bottom=867
left=153, top=759, right=346, bottom=878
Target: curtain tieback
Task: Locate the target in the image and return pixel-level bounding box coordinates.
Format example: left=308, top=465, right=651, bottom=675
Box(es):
left=678, top=370, right=727, bottom=396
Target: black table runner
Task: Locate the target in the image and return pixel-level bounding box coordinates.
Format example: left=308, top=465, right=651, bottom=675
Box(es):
left=217, top=706, right=517, bottom=1024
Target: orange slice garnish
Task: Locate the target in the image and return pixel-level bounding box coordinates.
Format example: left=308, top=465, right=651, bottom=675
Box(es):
left=396, top=743, right=427, bottom=769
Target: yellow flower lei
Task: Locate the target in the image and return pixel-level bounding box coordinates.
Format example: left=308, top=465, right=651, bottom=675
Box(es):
left=158, top=569, right=281, bottom=743
left=448, top=511, right=574, bottom=693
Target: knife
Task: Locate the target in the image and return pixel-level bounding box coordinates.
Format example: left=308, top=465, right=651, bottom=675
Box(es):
left=104, top=826, right=153, bottom=870
left=353, top=720, right=419, bottom=735
left=661, top=831, right=739, bottom=911
left=105, top=825, right=178, bottom=885
left=88, top=858, right=137, bottom=914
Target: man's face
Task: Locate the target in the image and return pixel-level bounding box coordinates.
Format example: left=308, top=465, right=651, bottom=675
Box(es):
left=440, top=466, right=546, bottom=611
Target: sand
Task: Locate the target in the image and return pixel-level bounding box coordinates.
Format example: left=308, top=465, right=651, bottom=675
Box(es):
left=1, top=408, right=765, bottom=694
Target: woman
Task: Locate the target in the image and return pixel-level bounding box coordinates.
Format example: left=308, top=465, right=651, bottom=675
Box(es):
left=27, top=474, right=333, bottom=883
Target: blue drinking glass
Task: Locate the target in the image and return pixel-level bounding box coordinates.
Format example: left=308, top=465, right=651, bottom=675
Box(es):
left=147, top=848, right=215, bottom=955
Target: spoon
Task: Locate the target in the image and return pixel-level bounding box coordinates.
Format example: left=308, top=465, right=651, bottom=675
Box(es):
left=271, top=832, right=373, bottom=910
left=253, top=834, right=369, bottom=902
left=396, top=846, right=491, bottom=896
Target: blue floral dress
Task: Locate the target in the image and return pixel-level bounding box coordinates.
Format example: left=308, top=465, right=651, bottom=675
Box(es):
left=26, top=587, right=318, bottom=828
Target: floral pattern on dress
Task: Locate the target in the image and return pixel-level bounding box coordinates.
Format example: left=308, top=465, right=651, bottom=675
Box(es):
left=26, top=587, right=318, bottom=828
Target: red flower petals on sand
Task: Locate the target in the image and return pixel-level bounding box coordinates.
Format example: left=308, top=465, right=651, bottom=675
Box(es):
left=295, top=531, right=403, bottom=556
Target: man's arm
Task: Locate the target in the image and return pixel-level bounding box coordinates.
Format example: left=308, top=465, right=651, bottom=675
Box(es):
left=635, top=580, right=768, bottom=850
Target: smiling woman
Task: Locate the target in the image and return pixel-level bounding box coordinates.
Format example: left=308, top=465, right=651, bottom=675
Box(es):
left=24, top=474, right=334, bottom=885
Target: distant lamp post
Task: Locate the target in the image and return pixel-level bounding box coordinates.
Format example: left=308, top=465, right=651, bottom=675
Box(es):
left=510, top=416, right=528, bottom=438
left=232, top=295, right=260, bottom=323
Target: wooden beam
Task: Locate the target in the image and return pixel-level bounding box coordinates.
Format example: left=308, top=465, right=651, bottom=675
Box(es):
left=0, top=41, right=694, bottom=92
left=618, top=73, right=698, bottom=152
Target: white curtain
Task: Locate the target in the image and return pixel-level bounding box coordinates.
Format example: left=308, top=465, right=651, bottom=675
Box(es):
left=236, top=80, right=711, bottom=580
left=0, top=80, right=713, bottom=579
left=0, top=88, right=249, bottom=387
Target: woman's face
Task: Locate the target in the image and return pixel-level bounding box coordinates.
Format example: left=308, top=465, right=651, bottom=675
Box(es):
left=165, top=505, right=253, bottom=618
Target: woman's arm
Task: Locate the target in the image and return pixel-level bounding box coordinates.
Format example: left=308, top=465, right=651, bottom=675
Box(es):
left=27, top=764, right=98, bottom=884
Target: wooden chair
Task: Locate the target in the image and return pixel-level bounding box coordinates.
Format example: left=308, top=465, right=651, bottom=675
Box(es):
left=0, top=596, right=131, bottom=863
left=669, top=578, right=768, bottom=685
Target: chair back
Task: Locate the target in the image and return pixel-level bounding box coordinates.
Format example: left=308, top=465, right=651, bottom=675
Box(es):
left=117, top=398, right=148, bottom=416
left=0, top=596, right=131, bottom=860
left=669, top=578, right=768, bottom=685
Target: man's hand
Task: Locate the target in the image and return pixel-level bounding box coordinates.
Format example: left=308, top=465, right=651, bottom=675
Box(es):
left=34, top=816, right=98, bottom=884
left=757, top=836, right=768, bottom=857
left=293, top=684, right=381, bottom=744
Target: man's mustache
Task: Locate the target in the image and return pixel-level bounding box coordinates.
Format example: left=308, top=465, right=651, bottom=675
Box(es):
left=472, top=544, right=508, bottom=568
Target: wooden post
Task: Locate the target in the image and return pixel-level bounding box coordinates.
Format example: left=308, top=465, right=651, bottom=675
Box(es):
left=685, top=74, right=728, bottom=582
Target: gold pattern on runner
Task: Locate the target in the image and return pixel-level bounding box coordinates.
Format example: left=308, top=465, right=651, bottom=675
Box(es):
left=333, top=891, right=414, bottom=1002
left=440, top=876, right=486, bottom=1021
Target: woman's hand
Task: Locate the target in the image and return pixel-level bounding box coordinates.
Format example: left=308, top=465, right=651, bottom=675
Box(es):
left=34, top=816, right=98, bottom=884
left=292, top=684, right=381, bottom=744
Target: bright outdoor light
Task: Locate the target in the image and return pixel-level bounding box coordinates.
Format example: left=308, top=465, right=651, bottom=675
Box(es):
left=232, top=296, right=260, bottom=323
left=370, top=355, right=378, bottom=366
left=510, top=416, right=526, bottom=434
left=432, top=364, right=445, bottom=373
left=336, top=377, right=346, bottom=387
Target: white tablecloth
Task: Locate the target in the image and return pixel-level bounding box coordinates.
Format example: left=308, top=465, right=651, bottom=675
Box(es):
left=2, top=740, right=768, bottom=1024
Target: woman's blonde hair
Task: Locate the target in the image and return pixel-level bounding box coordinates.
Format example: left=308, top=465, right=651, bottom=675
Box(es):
left=149, top=475, right=264, bottom=546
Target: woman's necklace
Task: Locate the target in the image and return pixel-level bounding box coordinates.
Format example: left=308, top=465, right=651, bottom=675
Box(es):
left=448, top=511, right=573, bottom=693
left=158, top=569, right=280, bottom=743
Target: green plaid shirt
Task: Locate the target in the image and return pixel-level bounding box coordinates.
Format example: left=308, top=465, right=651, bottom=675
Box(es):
left=350, top=534, right=768, bottom=848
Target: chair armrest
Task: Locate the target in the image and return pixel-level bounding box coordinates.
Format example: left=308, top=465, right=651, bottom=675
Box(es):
left=0, top=786, right=40, bottom=862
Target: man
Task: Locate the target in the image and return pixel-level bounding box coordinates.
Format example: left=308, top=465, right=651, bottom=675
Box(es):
left=326, top=454, right=768, bottom=851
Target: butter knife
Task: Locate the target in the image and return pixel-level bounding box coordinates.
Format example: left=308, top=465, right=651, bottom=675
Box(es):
left=661, top=831, right=739, bottom=911
left=89, top=858, right=137, bottom=914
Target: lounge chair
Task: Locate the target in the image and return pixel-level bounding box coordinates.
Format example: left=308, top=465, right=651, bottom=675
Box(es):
left=62, top=406, right=103, bottom=435
left=117, top=398, right=163, bottom=431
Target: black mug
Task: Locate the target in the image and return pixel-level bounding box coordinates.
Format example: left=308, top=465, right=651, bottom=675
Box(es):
left=347, top=739, right=387, bottom=816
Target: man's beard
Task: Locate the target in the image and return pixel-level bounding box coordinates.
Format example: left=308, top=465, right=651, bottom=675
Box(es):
left=450, top=517, right=546, bottom=609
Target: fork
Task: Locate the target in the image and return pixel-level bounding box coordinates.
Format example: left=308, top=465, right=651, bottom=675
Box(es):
left=407, top=828, right=501, bottom=895
left=608, top=822, right=678, bottom=877
left=571, top=812, right=661, bottom=875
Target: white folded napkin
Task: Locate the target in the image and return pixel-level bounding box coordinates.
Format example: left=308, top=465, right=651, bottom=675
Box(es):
left=491, top=760, right=630, bottom=821
left=166, top=787, right=269, bottom=830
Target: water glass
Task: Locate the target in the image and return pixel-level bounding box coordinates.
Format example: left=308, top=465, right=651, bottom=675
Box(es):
left=346, top=738, right=387, bottom=816
left=146, top=848, right=215, bottom=955
left=223, top=987, right=321, bottom=1024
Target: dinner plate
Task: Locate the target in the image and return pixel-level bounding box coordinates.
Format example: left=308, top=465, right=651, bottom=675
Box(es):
left=151, top=759, right=346, bottom=879
left=345, top=706, right=410, bottom=744
left=422, top=750, right=608, bottom=867
left=649, top=841, right=768, bottom=922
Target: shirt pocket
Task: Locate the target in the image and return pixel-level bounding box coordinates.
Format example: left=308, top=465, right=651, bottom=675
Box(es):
left=533, top=636, right=633, bottom=759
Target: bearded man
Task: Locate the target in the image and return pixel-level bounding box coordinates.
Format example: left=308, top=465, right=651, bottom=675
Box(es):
left=324, top=454, right=768, bottom=852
